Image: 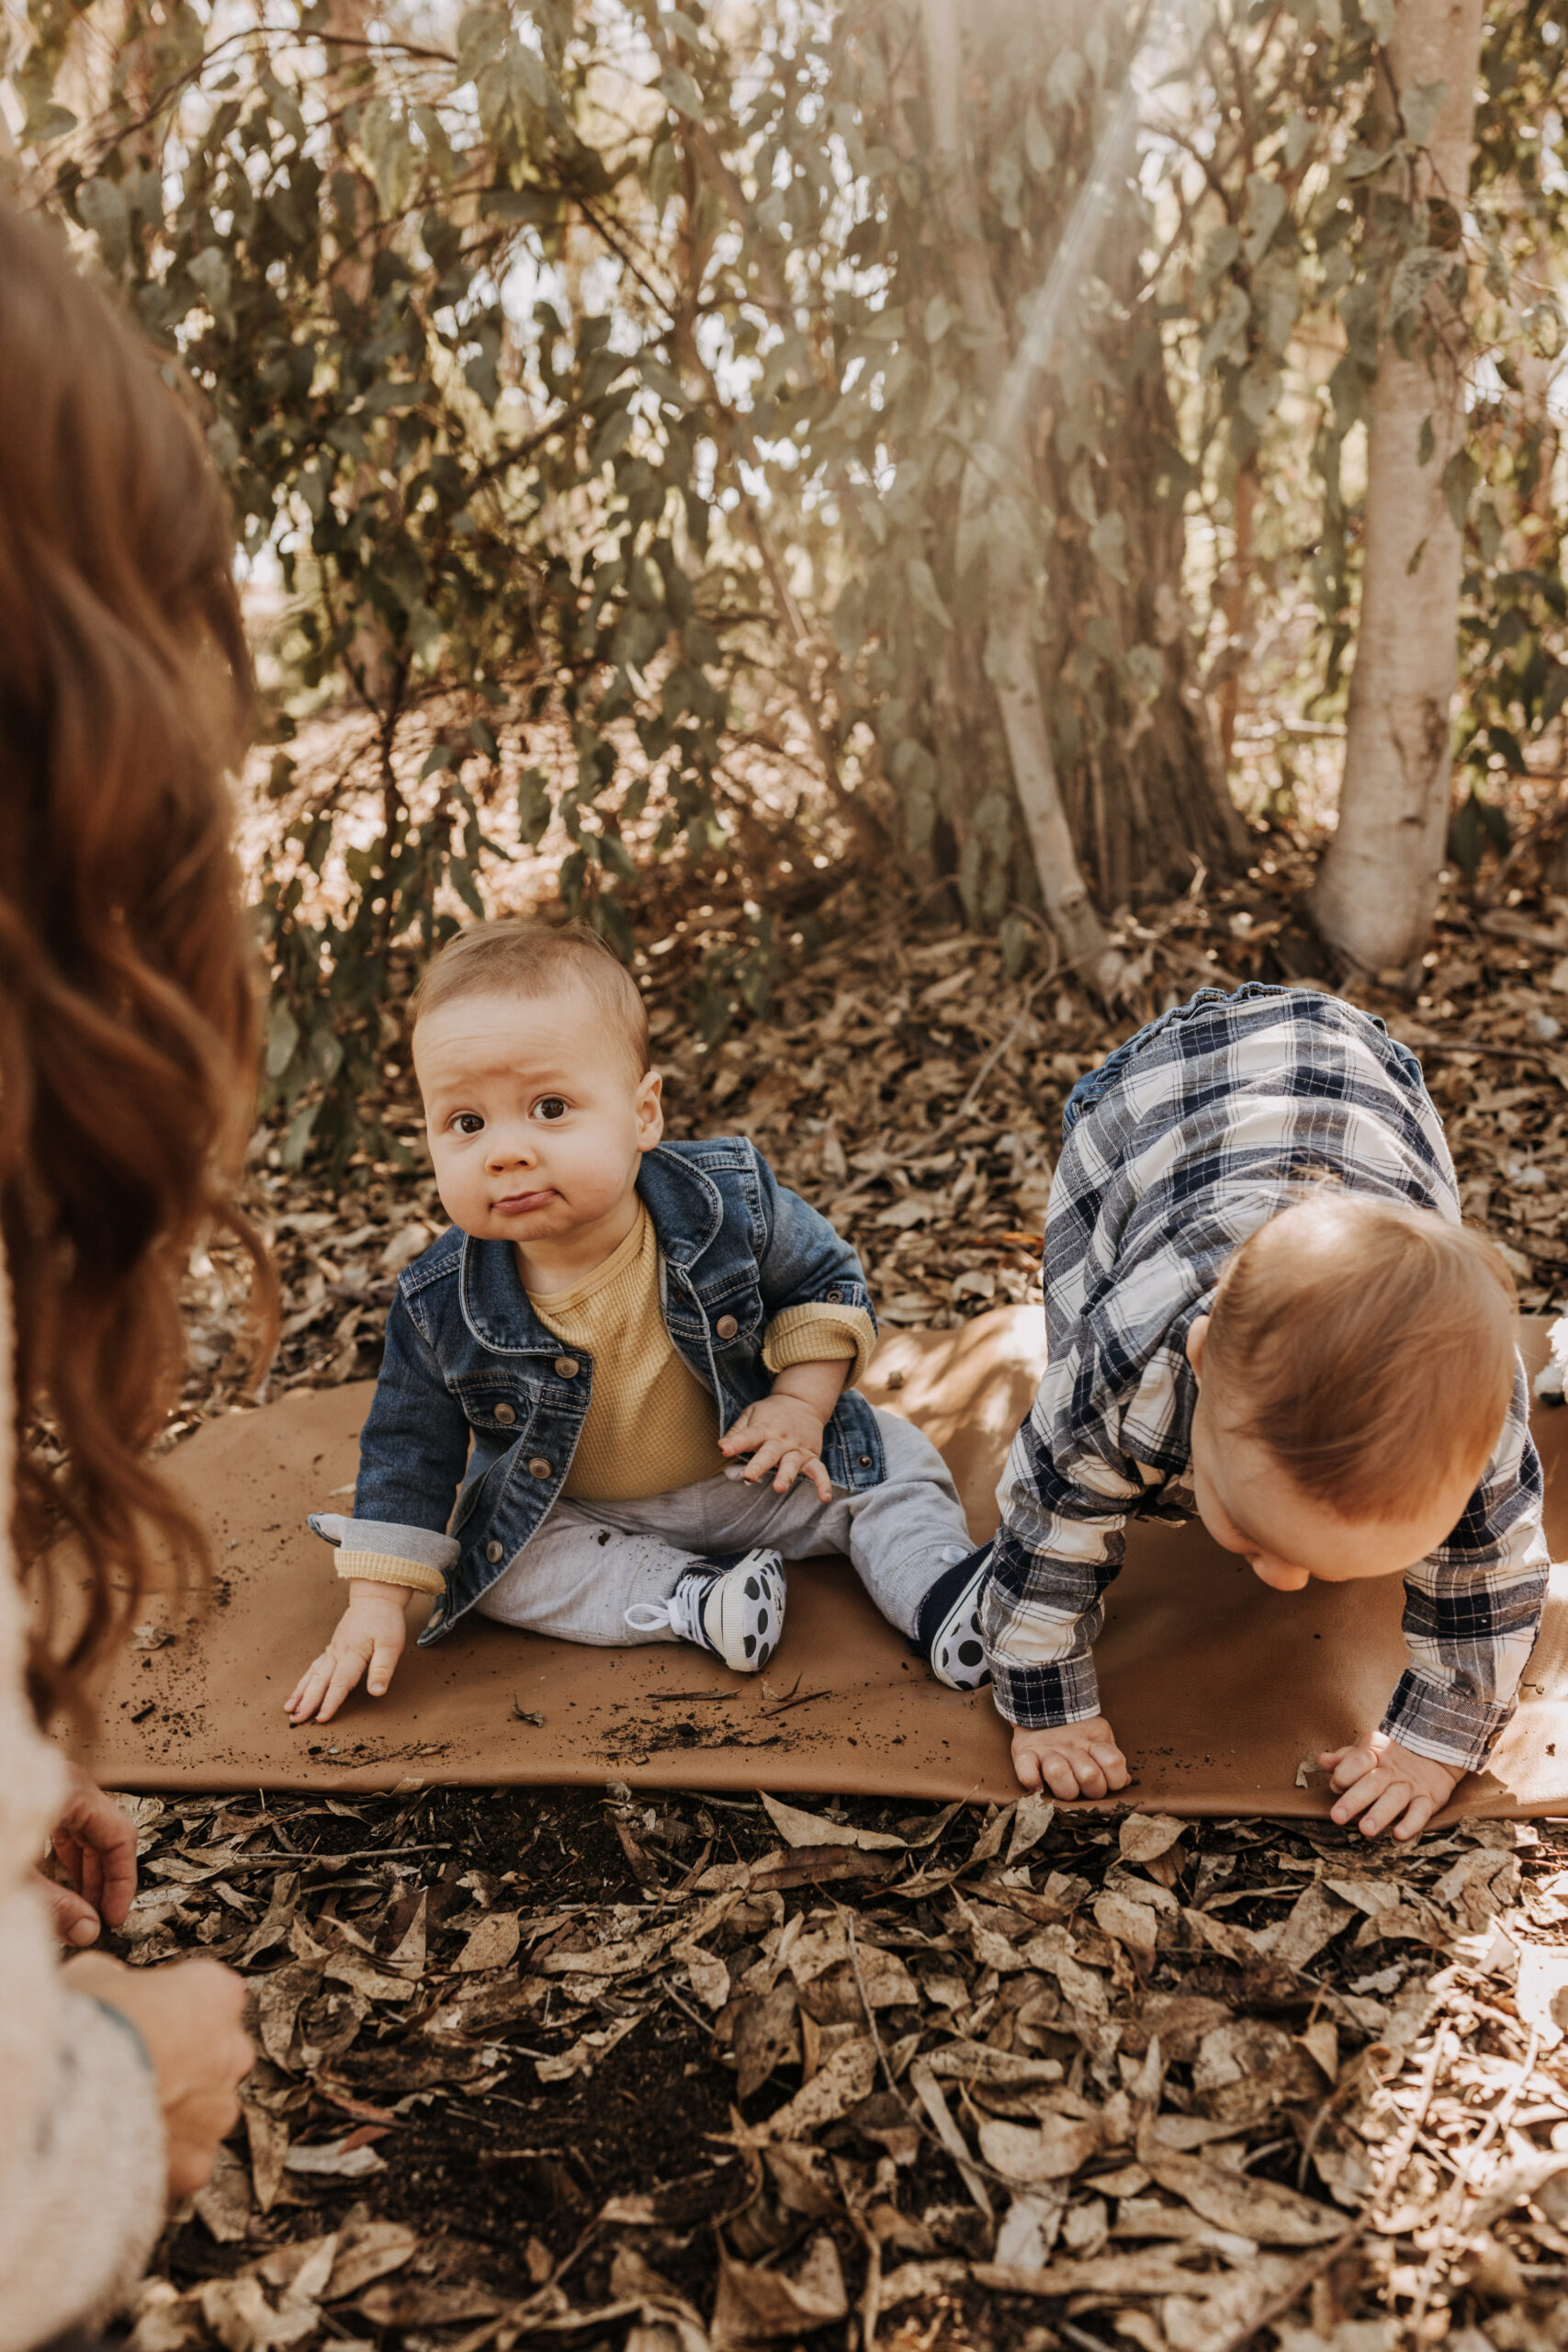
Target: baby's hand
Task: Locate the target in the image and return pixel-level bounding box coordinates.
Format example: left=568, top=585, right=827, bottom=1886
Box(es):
left=1010, top=1717, right=1129, bottom=1801
left=1318, top=1731, right=1461, bottom=1841
left=287, top=1583, right=410, bottom=1726
left=720, top=1396, right=831, bottom=1501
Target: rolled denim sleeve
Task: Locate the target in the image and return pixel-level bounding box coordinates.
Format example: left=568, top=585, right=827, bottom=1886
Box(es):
left=981, top=1413, right=1133, bottom=1729
left=1382, top=1363, right=1550, bottom=1772
left=321, top=1290, right=474, bottom=1555
left=752, top=1148, right=876, bottom=1326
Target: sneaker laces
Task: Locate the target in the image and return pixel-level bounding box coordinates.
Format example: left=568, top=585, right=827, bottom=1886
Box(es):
left=626, top=1569, right=708, bottom=1646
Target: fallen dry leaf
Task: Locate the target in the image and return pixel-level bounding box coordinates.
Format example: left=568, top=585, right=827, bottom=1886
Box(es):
left=455, top=1910, right=522, bottom=1972
left=753, top=2036, right=877, bottom=2141
left=977, top=2111, right=1104, bottom=2184
left=1136, top=2117, right=1345, bottom=2244
left=758, top=1792, right=905, bottom=1852
left=711, top=2232, right=849, bottom=2342
left=1118, top=1812, right=1187, bottom=1864
left=283, top=2134, right=386, bottom=2179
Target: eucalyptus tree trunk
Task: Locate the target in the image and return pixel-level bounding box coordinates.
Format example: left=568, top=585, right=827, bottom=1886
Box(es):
left=1311, top=0, right=1486, bottom=974
left=917, top=0, right=1243, bottom=984
left=919, top=0, right=1121, bottom=993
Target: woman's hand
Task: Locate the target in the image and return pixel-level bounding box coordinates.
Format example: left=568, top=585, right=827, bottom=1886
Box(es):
left=39, top=1767, right=139, bottom=1948
left=65, top=1953, right=253, bottom=2198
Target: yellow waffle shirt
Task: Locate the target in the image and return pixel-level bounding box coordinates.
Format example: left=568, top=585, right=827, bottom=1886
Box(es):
left=525, top=1202, right=875, bottom=1503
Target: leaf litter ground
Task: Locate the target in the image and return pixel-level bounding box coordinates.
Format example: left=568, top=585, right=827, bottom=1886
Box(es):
left=115, top=849, right=1568, bottom=2352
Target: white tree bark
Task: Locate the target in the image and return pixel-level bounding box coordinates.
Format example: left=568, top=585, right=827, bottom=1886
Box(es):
left=1312, top=0, right=1486, bottom=974
left=919, top=0, right=1119, bottom=992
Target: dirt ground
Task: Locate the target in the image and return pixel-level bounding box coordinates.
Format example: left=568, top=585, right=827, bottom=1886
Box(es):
left=101, top=834, right=1568, bottom=2352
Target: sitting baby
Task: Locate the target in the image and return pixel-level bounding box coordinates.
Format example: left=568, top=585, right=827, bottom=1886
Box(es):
left=914, top=981, right=1551, bottom=1839
left=288, top=919, right=976, bottom=1724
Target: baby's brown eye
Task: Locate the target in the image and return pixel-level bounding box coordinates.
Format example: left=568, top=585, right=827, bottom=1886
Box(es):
left=454, top=1114, right=484, bottom=1136
left=536, top=1096, right=569, bottom=1122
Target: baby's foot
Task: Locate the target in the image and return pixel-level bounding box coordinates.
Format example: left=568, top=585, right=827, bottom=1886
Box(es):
left=626, top=1549, right=785, bottom=1673
left=917, top=1543, right=993, bottom=1690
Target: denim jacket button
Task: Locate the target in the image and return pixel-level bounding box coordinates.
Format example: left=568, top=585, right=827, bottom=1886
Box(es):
left=716, top=1314, right=739, bottom=1340
left=528, top=1457, right=553, bottom=1479
left=493, top=1402, right=516, bottom=1424
left=554, top=1356, right=581, bottom=1379
left=826, top=1288, right=842, bottom=1304
left=858, top=1453, right=872, bottom=1467
left=485, top=1540, right=504, bottom=1564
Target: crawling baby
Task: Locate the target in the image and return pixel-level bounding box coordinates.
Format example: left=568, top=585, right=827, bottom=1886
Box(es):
left=914, top=982, right=1550, bottom=1840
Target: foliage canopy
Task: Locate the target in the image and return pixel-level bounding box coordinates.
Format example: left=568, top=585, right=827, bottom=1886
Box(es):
left=6, top=0, right=1568, bottom=1162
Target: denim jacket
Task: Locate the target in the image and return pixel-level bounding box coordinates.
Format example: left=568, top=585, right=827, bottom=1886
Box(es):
left=310, top=1138, right=883, bottom=1643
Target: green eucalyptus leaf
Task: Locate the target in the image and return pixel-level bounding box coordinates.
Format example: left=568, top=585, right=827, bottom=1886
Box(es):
left=658, top=65, right=705, bottom=121
left=1088, top=511, right=1127, bottom=584
left=76, top=177, right=130, bottom=273
left=1242, top=174, right=1287, bottom=266
left=265, top=999, right=300, bottom=1080
left=517, top=766, right=553, bottom=848
left=1403, top=79, right=1449, bottom=151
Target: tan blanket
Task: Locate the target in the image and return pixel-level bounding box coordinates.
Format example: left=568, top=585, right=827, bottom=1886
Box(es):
left=62, top=1311, right=1568, bottom=1819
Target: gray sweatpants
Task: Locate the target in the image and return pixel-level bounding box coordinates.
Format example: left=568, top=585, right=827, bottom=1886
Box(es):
left=475, top=1408, right=969, bottom=1646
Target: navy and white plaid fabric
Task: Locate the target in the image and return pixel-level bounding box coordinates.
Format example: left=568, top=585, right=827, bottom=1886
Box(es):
left=982, top=983, right=1548, bottom=1770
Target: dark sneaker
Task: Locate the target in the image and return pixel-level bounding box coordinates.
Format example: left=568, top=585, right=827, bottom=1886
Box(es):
left=626, top=1548, right=785, bottom=1672
left=917, top=1543, right=993, bottom=1690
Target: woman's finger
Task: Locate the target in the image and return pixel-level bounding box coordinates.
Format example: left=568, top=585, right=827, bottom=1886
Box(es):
left=38, top=1874, right=101, bottom=1948
left=1040, top=1752, right=1081, bottom=1800
left=67, top=1793, right=138, bottom=1925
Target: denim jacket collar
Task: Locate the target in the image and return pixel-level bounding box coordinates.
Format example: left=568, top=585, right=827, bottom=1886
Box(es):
left=456, top=1147, right=725, bottom=1357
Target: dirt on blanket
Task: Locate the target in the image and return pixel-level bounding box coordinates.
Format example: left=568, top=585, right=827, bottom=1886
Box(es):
left=101, top=1782, right=1568, bottom=2352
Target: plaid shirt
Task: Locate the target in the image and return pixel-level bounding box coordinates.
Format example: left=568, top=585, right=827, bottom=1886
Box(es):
left=984, top=986, right=1548, bottom=1771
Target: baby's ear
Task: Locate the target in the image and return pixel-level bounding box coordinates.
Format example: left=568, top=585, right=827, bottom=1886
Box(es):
left=1186, top=1314, right=1209, bottom=1382
left=637, top=1066, right=665, bottom=1148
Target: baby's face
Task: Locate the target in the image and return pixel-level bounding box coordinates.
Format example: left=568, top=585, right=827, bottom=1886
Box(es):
left=1186, top=1322, right=1486, bottom=1592
left=413, top=984, right=661, bottom=1247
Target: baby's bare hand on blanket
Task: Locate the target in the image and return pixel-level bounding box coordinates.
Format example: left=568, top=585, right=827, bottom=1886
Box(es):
left=1319, top=1731, right=1461, bottom=1840
left=287, top=1584, right=410, bottom=1725
left=1010, top=1718, right=1130, bottom=1802
left=720, top=1396, right=832, bottom=1501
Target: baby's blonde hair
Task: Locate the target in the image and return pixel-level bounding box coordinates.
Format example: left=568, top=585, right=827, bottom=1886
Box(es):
left=1202, top=1193, right=1516, bottom=1521
left=410, top=919, right=649, bottom=1077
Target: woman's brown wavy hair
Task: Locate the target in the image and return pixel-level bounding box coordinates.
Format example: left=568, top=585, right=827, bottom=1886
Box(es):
left=0, top=200, right=277, bottom=1718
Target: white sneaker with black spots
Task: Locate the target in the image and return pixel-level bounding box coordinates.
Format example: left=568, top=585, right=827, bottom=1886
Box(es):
left=625, top=1548, right=785, bottom=1673
left=924, top=1548, right=992, bottom=1690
